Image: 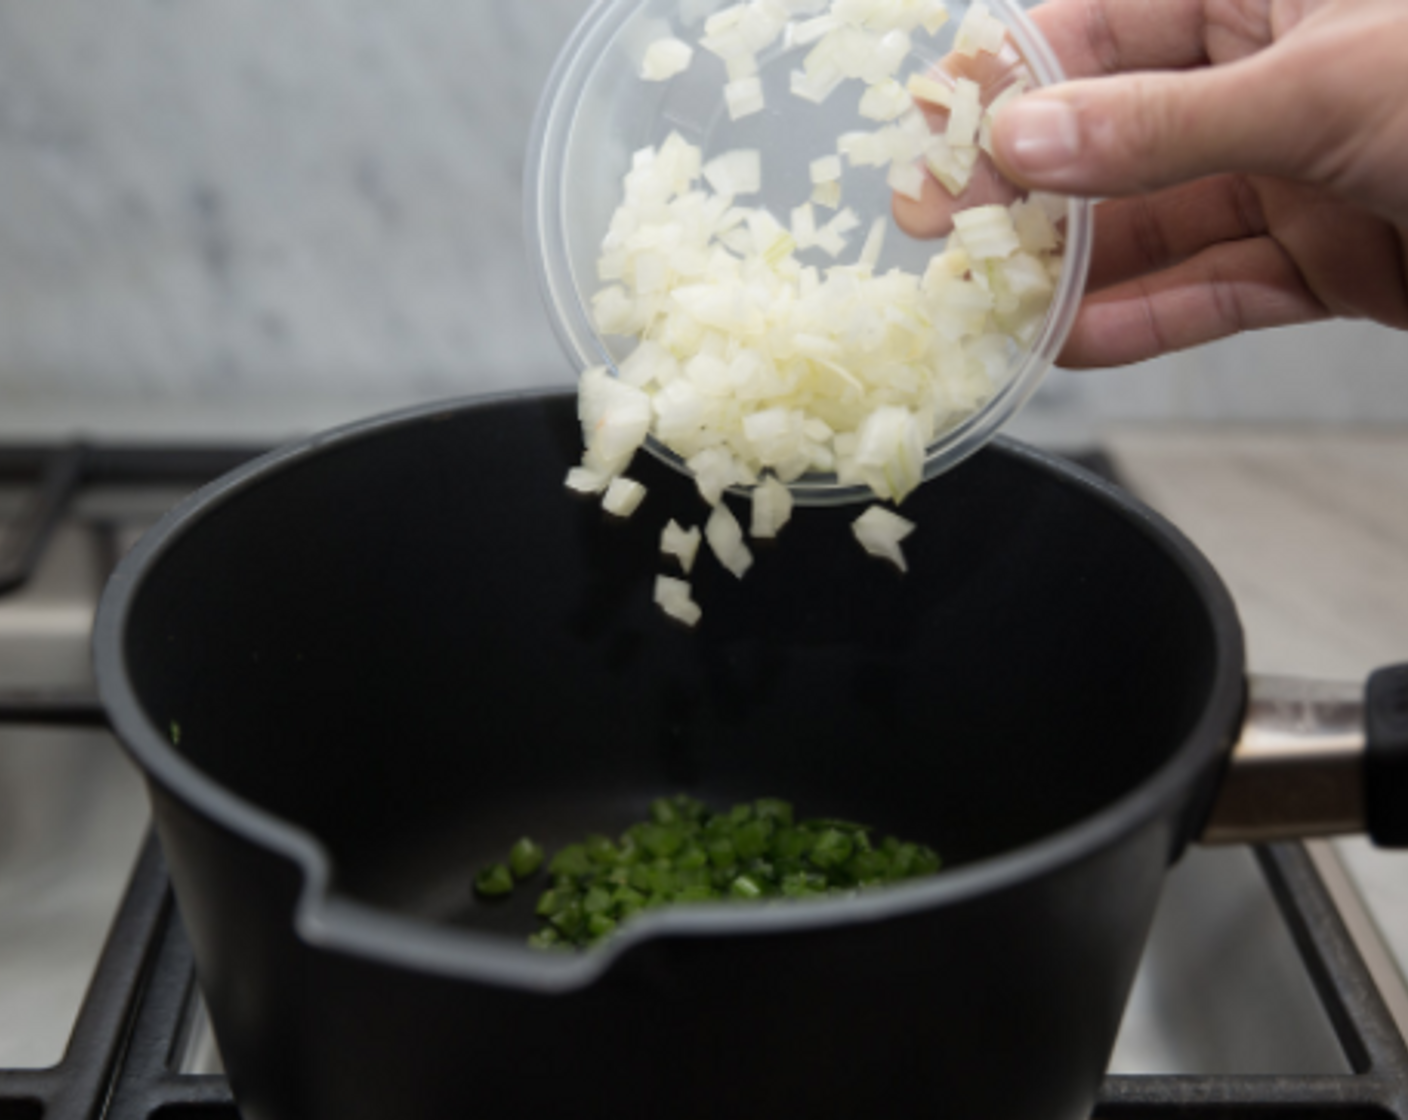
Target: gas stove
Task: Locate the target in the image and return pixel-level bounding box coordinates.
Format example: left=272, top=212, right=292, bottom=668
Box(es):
left=0, top=443, right=1405, bottom=1118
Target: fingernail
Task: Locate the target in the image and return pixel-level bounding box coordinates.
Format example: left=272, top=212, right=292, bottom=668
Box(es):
left=1002, top=98, right=1081, bottom=174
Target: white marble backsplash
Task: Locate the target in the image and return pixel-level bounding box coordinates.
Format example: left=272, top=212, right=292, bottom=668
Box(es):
left=0, top=0, right=1405, bottom=439
left=0, top=0, right=595, bottom=434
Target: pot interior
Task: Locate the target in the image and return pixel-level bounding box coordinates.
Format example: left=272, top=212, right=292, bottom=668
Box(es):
left=116, top=394, right=1233, bottom=937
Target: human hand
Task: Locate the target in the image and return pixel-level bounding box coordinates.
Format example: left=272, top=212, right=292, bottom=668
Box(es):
left=899, top=0, right=1408, bottom=367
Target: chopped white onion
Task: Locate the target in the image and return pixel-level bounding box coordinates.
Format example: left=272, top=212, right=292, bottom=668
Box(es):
left=811, top=179, right=843, bottom=209
left=792, top=14, right=841, bottom=44
left=791, top=201, right=818, bottom=247
left=790, top=66, right=846, bottom=104
left=575, top=0, right=1068, bottom=523
left=809, top=154, right=843, bottom=184
left=703, top=149, right=763, bottom=196
left=1012, top=196, right=1062, bottom=253
left=953, top=1, right=1007, bottom=56
left=905, top=72, right=953, bottom=109
left=727, top=52, right=761, bottom=82
left=602, top=477, right=647, bottom=517
left=854, top=406, right=924, bottom=502
left=924, top=132, right=978, bottom=195
left=835, top=130, right=878, bottom=167
left=887, top=160, right=926, bottom=202
left=706, top=503, right=755, bottom=578
left=751, top=475, right=795, bottom=538
left=641, top=38, right=695, bottom=81
left=725, top=76, right=766, bottom=120
left=661, top=519, right=704, bottom=573
left=852, top=505, right=917, bottom=571
left=578, top=365, right=652, bottom=476
left=858, top=216, right=887, bottom=270
left=952, top=204, right=1022, bottom=260
left=565, top=466, right=611, bottom=495
left=859, top=79, right=912, bottom=121
left=920, top=0, right=950, bottom=34
left=654, top=575, right=703, bottom=627
left=946, top=78, right=983, bottom=148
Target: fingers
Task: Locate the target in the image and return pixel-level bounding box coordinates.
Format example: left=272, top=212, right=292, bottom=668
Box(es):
left=990, top=58, right=1318, bottom=197
left=1058, top=236, right=1328, bottom=368
left=1025, top=0, right=1212, bottom=79
left=1084, top=175, right=1268, bottom=292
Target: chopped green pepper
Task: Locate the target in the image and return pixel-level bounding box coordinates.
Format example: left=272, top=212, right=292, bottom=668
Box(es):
left=509, top=795, right=941, bottom=950
left=508, top=837, right=545, bottom=880
left=473, top=863, right=514, bottom=898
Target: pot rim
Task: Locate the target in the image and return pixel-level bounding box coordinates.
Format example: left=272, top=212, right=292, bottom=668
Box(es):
left=92, top=389, right=1247, bottom=992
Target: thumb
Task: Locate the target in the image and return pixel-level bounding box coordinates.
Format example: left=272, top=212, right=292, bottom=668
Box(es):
left=990, top=60, right=1326, bottom=197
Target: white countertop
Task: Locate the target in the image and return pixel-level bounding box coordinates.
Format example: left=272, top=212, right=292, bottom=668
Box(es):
left=1106, top=425, right=1408, bottom=995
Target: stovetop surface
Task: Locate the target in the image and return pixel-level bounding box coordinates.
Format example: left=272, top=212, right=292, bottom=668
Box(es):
left=0, top=442, right=1404, bottom=1118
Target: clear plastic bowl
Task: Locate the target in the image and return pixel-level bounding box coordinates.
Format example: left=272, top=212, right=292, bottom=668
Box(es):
left=526, top=0, right=1090, bottom=504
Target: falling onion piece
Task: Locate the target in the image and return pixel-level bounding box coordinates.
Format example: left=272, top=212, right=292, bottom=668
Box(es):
left=654, top=575, right=703, bottom=627
left=661, top=520, right=704, bottom=573
left=852, top=506, right=917, bottom=571
left=706, top=504, right=754, bottom=579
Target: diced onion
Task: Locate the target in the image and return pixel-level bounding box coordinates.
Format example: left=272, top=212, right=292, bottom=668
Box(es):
left=641, top=38, right=695, bottom=81
left=859, top=78, right=912, bottom=120
left=920, top=0, right=951, bottom=34
left=654, top=575, right=703, bottom=626
left=578, top=366, right=652, bottom=476
left=703, top=149, right=763, bottom=196
left=661, top=519, right=704, bottom=573
left=887, top=160, right=926, bottom=202
left=953, top=1, right=1007, bottom=56
left=858, top=216, right=887, bottom=271
left=751, top=475, right=795, bottom=538
left=854, top=406, right=924, bottom=502
left=573, top=0, right=1070, bottom=542
left=852, top=505, right=917, bottom=571
left=924, top=132, right=978, bottom=195
left=946, top=78, right=983, bottom=148
left=725, top=76, right=766, bottom=120
left=905, top=73, right=953, bottom=109
left=602, top=477, right=647, bottom=517
left=706, top=504, right=754, bottom=579
left=811, top=180, right=843, bottom=209
left=809, top=154, right=843, bottom=184
left=952, top=204, right=1022, bottom=260
left=565, top=466, right=610, bottom=495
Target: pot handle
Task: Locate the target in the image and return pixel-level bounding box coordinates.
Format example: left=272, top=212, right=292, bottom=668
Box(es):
left=1200, top=663, right=1408, bottom=848
left=1366, top=664, right=1408, bottom=846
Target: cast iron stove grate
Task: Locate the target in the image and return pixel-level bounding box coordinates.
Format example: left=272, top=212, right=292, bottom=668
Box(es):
left=0, top=444, right=1405, bottom=1120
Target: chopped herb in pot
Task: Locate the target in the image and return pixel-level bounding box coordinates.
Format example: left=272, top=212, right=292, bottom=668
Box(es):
left=508, top=837, right=544, bottom=880
left=473, top=863, right=514, bottom=899
left=471, top=795, right=940, bottom=949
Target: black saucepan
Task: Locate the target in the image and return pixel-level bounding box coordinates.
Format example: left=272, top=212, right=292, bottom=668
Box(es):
left=92, top=391, right=1406, bottom=1120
